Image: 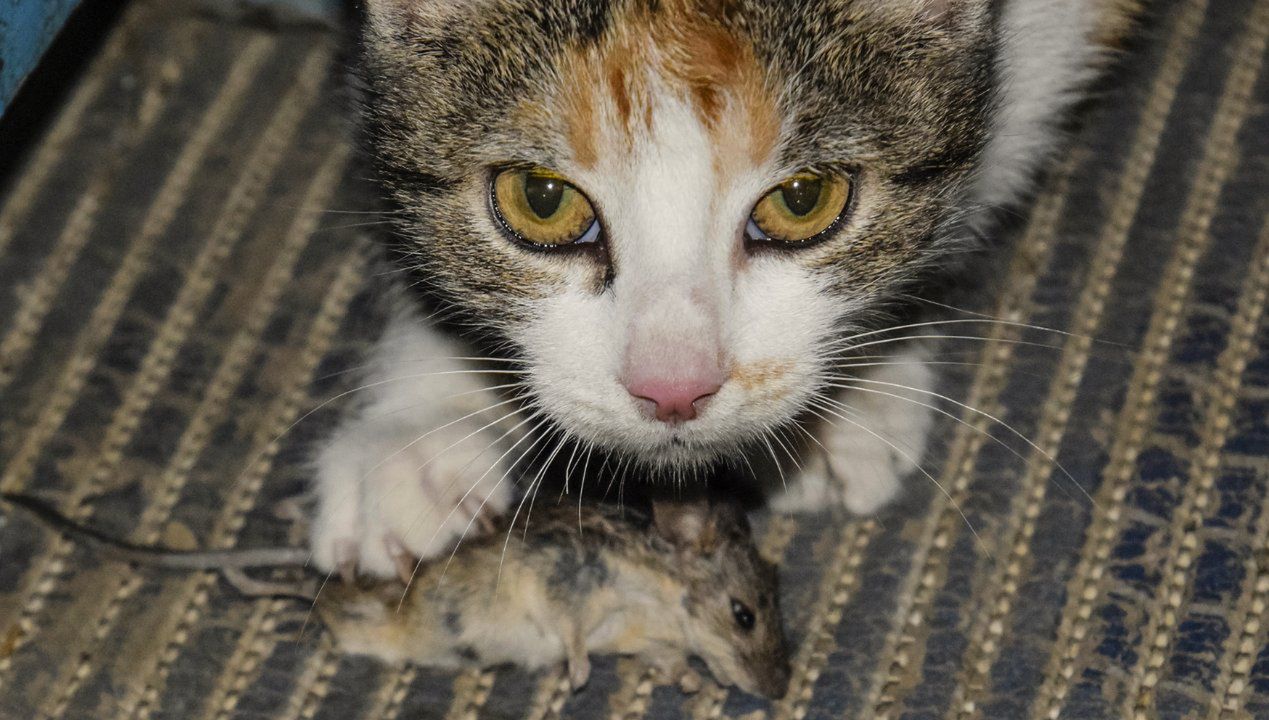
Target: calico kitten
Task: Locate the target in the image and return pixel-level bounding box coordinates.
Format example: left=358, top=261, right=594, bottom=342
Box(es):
left=312, top=0, right=1139, bottom=578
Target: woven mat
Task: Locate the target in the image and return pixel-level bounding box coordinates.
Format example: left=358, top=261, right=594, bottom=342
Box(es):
left=0, top=1, right=1266, bottom=718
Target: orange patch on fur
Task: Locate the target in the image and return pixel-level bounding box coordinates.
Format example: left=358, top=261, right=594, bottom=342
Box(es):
left=561, top=65, right=600, bottom=168
left=554, top=0, right=780, bottom=170
left=728, top=359, right=792, bottom=392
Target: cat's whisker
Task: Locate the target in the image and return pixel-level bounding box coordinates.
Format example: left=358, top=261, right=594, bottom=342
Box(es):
left=315, top=383, right=530, bottom=520
left=227, top=367, right=528, bottom=498
left=488, top=424, right=570, bottom=586
left=824, top=377, right=1098, bottom=508
left=759, top=432, right=789, bottom=491
left=316, top=401, right=531, bottom=576
left=785, top=416, right=828, bottom=456
left=311, top=219, right=400, bottom=234
left=823, top=359, right=1053, bottom=385
left=770, top=425, right=804, bottom=474
left=807, top=397, right=989, bottom=558
left=826, top=333, right=1064, bottom=357
left=559, top=440, right=584, bottom=498
left=300, top=567, right=339, bottom=639
left=347, top=381, right=527, bottom=426
left=735, top=443, right=760, bottom=482
left=577, top=442, right=596, bottom=532
left=824, top=317, right=1101, bottom=351
left=312, top=355, right=529, bottom=383
left=353, top=394, right=528, bottom=512
left=514, top=429, right=571, bottom=554
left=371, top=398, right=540, bottom=542
left=405, top=413, right=550, bottom=602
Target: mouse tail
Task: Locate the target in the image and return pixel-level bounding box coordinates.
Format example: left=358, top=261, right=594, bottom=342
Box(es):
left=1, top=492, right=309, bottom=570
left=221, top=568, right=319, bottom=602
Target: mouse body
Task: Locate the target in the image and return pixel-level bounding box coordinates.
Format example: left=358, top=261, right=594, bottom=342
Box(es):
left=1, top=492, right=790, bottom=698
left=317, top=499, right=791, bottom=698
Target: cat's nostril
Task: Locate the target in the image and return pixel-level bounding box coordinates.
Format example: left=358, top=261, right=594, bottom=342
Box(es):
left=626, top=378, right=722, bottom=424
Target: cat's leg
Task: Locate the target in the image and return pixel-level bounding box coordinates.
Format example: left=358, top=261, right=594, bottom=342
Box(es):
left=773, top=345, right=935, bottom=515
left=310, top=310, right=519, bottom=578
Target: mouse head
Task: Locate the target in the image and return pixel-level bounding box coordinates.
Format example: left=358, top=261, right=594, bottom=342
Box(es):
left=652, top=499, right=790, bottom=699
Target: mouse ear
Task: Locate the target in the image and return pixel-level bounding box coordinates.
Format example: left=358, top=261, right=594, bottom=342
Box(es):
left=651, top=500, right=720, bottom=555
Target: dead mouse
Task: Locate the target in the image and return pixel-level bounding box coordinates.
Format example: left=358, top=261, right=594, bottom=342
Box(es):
left=0, top=493, right=791, bottom=698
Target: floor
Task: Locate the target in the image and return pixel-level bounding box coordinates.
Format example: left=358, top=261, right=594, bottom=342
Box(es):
left=0, top=1, right=1266, bottom=718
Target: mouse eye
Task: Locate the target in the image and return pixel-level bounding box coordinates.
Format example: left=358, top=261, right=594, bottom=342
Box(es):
left=730, top=598, right=755, bottom=631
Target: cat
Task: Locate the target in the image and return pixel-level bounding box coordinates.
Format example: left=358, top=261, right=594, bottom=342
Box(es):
left=311, top=0, right=1140, bottom=579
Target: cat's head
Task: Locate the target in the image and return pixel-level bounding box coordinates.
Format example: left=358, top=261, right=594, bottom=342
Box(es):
left=359, top=0, right=994, bottom=472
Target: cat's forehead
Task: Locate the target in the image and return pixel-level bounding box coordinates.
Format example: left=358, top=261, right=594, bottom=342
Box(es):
left=544, top=1, right=780, bottom=173
left=364, top=0, right=994, bottom=184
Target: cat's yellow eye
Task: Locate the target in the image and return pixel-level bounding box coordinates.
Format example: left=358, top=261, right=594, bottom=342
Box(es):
left=747, top=172, right=851, bottom=244
left=492, top=168, right=600, bottom=247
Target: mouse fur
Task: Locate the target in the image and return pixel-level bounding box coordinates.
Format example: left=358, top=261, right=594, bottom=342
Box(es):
left=1, top=491, right=789, bottom=698
left=316, top=498, right=791, bottom=698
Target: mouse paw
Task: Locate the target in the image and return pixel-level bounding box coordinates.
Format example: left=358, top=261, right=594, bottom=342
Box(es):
left=772, top=348, right=934, bottom=515
left=677, top=668, right=703, bottom=695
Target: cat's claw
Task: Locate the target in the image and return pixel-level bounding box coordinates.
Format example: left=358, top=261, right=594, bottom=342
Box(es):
left=385, top=535, right=417, bottom=585
left=335, top=539, right=359, bottom=584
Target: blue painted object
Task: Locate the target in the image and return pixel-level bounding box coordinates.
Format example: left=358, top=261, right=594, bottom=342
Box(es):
left=0, top=0, right=83, bottom=116
left=0, top=0, right=344, bottom=118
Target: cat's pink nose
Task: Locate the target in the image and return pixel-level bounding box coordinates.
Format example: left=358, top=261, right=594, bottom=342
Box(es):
left=626, top=377, right=722, bottom=423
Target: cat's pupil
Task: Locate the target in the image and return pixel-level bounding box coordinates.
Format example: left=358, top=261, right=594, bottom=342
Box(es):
left=781, top=177, right=823, bottom=216
left=524, top=174, right=564, bottom=219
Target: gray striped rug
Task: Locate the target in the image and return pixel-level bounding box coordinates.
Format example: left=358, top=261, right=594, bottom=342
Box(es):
left=0, top=1, right=1265, bottom=718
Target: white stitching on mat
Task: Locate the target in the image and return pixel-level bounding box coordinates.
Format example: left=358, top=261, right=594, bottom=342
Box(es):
left=0, top=33, right=195, bottom=394
left=34, top=140, right=352, bottom=720
left=0, top=34, right=277, bottom=696
left=945, top=0, right=1215, bottom=710
left=1129, top=215, right=1269, bottom=719
left=773, top=519, right=876, bottom=720
left=1030, top=1, right=1268, bottom=715
left=858, top=151, right=1083, bottom=720
left=115, top=252, right=367, bottom=720
left=361, top=664, right=419, bottom=720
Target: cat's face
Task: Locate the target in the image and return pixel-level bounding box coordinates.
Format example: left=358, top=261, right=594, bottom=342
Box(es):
left=361, top=0, right=994, bottom=472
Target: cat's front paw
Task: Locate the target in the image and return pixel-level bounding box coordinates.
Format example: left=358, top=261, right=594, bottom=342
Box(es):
left=310, top=412, right=515, bottom=579
left=773, top=350, right=935, bottom=515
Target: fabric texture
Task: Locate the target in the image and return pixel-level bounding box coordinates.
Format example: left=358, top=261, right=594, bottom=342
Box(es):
left=0, top=0, right=1265, bottom=718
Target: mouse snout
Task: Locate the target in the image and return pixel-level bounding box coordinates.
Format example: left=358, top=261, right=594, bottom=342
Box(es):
left=756, top=657, right=792, bottom=699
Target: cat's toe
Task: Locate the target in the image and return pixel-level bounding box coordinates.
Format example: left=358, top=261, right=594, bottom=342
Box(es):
left=773, top=348, right=935, bottom=515
left=312, top=415, right=514, bottom=579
